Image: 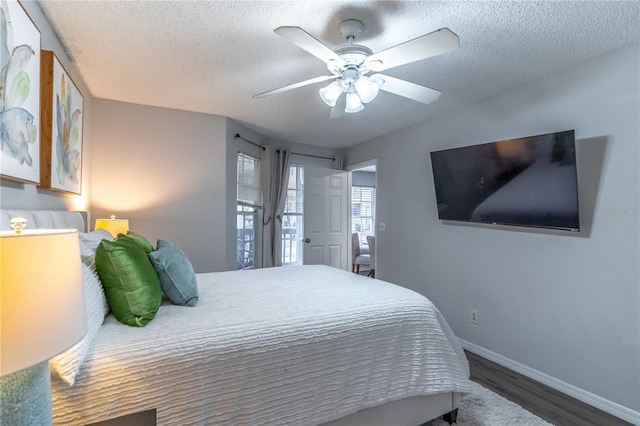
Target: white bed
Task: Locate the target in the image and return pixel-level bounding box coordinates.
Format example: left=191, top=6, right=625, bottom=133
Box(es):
left=1, top=210, right=471, bottom=426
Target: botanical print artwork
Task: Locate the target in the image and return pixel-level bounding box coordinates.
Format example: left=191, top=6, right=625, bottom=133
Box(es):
left=0, top=0, right=40, bottom=183
left=51, top=55, right=83, bottom=192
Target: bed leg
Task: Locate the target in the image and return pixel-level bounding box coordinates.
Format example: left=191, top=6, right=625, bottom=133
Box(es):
left=442, top=408, right=458, bottom=424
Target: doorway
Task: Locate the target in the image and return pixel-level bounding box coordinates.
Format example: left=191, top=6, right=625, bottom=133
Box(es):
left=348, top=161, right=377, bottom=276
left=280, top=162, right=349, bottom=269
left=280, top=159, right=376, bottom=273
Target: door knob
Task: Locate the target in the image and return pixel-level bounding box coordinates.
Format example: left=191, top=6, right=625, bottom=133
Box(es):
left=304, top=238, right=311, bottom=243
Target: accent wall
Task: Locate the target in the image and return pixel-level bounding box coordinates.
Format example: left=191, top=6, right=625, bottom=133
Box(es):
left=345, top=45, right=639, bottom=419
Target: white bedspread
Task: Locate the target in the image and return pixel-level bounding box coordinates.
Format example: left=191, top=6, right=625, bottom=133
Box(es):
left=52, top=265, right=471, bottom=425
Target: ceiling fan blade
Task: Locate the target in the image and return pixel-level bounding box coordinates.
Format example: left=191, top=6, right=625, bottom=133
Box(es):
left=329, top=94, right=347, bottom=119
left=275, top=26, right=345, bottom=67
left=253, top=75, right=336, bottom=99
left=365, top=28, right=459, bottom=72
left=372, top=74, right=441, bottom=104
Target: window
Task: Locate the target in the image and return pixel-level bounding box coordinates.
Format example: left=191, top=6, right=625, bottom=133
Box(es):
left=237, top=152, right=261, bottom=269
left=237, top=205, right=257, bottom=269
left=282, top=165, right=304, bottom=265
left=351, top=186, right=375, bottom=245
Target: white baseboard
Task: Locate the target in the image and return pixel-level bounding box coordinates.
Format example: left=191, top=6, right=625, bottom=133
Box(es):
left=459, top=339, right=640, bottom=425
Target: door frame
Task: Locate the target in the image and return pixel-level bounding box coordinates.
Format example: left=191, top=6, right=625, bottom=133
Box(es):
left=346, top=159, right=378, bottom=275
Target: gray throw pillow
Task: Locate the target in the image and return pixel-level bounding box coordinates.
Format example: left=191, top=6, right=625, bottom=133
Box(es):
left=149, top=240, right=198, bottom=307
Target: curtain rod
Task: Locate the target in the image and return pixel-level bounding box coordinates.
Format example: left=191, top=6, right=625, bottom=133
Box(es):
left=235, top=133, right=335, bottom=161
left=234, top=133, right=265, bottom=151
left=285, top=151, right=336, bottom=161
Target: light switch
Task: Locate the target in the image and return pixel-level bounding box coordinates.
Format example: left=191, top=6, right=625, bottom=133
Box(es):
left=379, top=222, right=386, bottom=231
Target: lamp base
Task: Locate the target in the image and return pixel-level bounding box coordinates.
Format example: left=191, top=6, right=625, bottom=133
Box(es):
left=0, top=361, right=53, bottom=426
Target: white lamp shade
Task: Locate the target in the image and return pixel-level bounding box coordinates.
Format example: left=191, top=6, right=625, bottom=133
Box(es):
left=0, top=230, right=87, bottom=377
left=345, top=90, right=365, bottom=113
left=319, top=80, right=344, bottom=107
left=95, top=216, right=129, bottom=237
left=354, top=76, right=380, bottom=104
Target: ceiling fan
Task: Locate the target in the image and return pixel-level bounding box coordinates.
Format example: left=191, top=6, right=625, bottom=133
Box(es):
left=254, top=19, right=459, bottom=118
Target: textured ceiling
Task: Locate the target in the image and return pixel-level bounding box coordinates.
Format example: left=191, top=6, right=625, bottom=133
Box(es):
left=38, top=1, right=640, bottom=149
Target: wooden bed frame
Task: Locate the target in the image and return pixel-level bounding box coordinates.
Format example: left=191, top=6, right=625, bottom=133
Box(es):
left=0, top=209, right=461, bottom=426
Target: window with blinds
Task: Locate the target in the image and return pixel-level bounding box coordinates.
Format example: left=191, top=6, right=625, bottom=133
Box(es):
left=237, top=152, right=261, bottom=270
left=237, top=152, right=262, bottom=208
left=351, top=186, right=375, bottom=246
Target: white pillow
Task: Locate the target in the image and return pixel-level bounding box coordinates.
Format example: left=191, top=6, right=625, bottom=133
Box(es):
left=78, top=229, right=113, bottom=268
left=50, top=262, right=108, bottom=385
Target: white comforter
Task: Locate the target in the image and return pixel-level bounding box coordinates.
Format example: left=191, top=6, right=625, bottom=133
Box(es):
left=52, top=265, right=471, bottom=425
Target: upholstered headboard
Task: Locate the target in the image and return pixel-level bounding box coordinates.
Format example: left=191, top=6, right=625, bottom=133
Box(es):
left=0, top=210, right=89, bottom=232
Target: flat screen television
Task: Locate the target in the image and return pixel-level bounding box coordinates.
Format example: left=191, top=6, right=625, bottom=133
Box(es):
left=429, top=130, right=580, bottom=232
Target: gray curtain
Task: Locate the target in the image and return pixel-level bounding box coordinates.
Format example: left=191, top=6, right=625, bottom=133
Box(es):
left=260, top=145, right=275, bottom=267
left=261, top=148, right=291, bottom=267
left=272, top=149, right=291, bottom=266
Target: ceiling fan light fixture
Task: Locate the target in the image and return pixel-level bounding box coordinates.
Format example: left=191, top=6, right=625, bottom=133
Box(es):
left=365, top=59, right=384, bottom=72
left=319, top=80, right=344, bottom=107
left=354, top=76, right=379, bottom=103
left=345, top=89, right=364, bottom=113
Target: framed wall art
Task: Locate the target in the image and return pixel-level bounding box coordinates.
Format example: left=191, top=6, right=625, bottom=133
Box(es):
left=0, top=0, right=41, bottom=184
left=40, top=50, right=84, bottom=194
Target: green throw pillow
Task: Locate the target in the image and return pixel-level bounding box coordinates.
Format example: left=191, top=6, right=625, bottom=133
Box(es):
left=149, top=240, right=199, bottom=307
left=125, top=230, right=155, bottom=253
left=95, top=235, right=162, bottom=327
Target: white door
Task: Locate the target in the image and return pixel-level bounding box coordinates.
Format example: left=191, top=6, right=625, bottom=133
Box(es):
left=303, top=166, right=348, bottom=269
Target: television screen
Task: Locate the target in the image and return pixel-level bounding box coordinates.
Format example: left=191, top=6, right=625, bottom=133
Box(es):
left=430, top=130, right=580, bottom=231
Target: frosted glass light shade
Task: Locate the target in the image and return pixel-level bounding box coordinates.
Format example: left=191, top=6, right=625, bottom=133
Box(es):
left=95, top=215, right=129, bottom=237
left=354, top=77, right=379, bottom=103
left=319, top=80, right=344, bottom=107
left=0, top=229, right=87, bottom=377
left=345, top=90, right=364, bottom=113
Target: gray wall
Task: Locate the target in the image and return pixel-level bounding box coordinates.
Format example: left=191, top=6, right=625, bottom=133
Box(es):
left=91, top=100, right=230, bottom=273
left=345, top=45, right=639, bottom=413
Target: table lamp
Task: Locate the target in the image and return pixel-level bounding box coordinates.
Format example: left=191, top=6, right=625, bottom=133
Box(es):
left=0, top=220, right=87, bottom=425
left=95, top=215, right=129, bottom=237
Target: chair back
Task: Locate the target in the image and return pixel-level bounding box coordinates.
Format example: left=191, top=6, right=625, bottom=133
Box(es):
left=366, top=235, right=375, bottom=265
left=351, top=233, right=361, bottom=261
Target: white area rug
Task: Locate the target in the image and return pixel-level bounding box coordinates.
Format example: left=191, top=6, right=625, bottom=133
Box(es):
left=425, top=381, right=553, bottom=425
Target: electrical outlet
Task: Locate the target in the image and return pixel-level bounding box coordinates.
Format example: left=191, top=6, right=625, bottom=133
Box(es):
left=471, top=309, right=479, bottom=325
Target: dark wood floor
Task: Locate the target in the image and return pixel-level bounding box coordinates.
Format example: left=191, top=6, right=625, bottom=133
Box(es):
left=466, top=350, right=633, bottom=426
